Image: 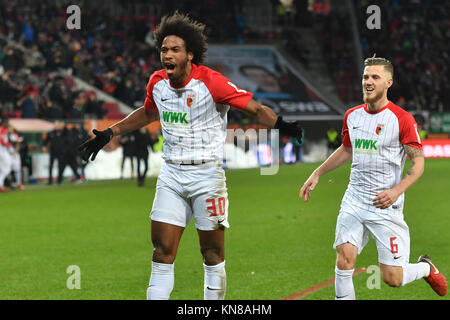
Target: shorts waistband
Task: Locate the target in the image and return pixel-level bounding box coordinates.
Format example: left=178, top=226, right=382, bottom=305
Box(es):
left=165, top=159, right=221, bottom=166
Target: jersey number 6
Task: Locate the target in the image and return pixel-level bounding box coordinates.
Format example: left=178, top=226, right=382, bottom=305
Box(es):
left=390, top=237, right=399, bottom=254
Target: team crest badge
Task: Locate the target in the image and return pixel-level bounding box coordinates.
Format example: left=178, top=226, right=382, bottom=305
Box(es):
left=376, top=124, right=385, bottom=135
left=187, top=93, right=196, bottom=108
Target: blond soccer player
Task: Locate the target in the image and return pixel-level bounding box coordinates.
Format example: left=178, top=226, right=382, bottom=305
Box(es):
left=299, top=56, right=447, bottom=299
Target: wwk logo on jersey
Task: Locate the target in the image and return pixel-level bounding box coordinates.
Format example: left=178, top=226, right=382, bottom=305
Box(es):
left=354, top=138, right=379, bottom=155
left=162, top=110, right=190, bottom=129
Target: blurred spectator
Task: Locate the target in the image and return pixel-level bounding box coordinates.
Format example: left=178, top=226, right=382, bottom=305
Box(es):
left=43, top=121, right=64, bottom=185
left=356, top=0, right=449, bottom=111
left=0, top=0, right=313, bottom=123
left=18, top=87, right=39, bottom=118
left=73, top=122, right=90, bottom=180
left=134, top=127, right=151, bottom=187
left=24, top=45, right=46, bottom=72
left=326, top=127, right=339, bottom=156
left=19, top=133, right=32, bottom=183
left=291, top=135, right=304, bottom=163
left=119, top=131, right=136, bottom=179
left=57, top=123, right=82, bottom=184
left=2, top=46, right=22, bottom=72
left=6, top=122, right=24, bottom=190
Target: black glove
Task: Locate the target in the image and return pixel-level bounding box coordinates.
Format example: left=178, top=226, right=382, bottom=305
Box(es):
left=274, top=116, right=304, bottom=145
left=78, top=128, right=113, bottom=161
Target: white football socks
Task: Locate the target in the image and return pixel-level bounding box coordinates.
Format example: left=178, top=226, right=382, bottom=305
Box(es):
left=204, top=261, right=226, bottom=300
left=335, top=267, right=356, bottom=300
left=401, top=262, right=430, bottom=286
left=147, top=261, right=174, bottom=300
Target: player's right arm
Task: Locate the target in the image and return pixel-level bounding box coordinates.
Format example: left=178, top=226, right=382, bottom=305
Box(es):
left=299, top=144, right=352, bottom=201
left=78, top=107, right=159, bottom=161
left=109, top=106, right=159, bottom=137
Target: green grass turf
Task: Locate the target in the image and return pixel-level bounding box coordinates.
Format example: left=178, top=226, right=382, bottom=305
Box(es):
left=1, top=159, right=449, bottom=300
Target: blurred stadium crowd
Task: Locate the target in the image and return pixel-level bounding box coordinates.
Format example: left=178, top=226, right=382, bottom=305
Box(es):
left=1, top=0, right=448, bottom=121
left=314, top=0, right=449, bottom=111
left=0, top=0, right=448, bottom=189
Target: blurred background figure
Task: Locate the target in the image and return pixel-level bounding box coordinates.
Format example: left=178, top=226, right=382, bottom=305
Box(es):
left=0, top=118, right=12, bottom=192
left=291, top=135, right=304, bottom=163
left=119, top=131, right=136, bottom=179
left=134, top=127, right=151, bottom=187
left=44, top=121, right=64, bottom=185
left=6, top=121, right=24, bottom=190
left=326, top=127, right=339, bottom=156
left=57, top=123, right=81, bottom=184
left=73, top=122, right=90, bottom=180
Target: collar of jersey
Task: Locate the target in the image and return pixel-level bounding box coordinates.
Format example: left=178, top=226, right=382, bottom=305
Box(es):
left=364, top=100, right=392, bottom=114
left=168, top=63, right=198, bottom=89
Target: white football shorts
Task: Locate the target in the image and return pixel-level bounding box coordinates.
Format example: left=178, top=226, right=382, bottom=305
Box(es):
left=0, top=147, right=12, bottom=187
left=150, top=161, right=229, bottom=231
left=333, top=190, right=410, bottom=267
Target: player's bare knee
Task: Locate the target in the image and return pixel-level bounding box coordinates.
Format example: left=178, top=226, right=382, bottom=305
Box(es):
left=152, top=244, right=177, bottom=264
left=336, top=255, right=355, bottom=270
left=336, top=250, right=356, bottom=270
left=201, top=247, right=223, bottom=266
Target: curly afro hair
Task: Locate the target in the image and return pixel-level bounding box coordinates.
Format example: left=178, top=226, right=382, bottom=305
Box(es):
left=154, top=11, right=207, bottom=65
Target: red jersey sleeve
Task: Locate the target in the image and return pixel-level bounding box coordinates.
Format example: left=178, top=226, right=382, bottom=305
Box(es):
left=388, top=103, right=422, bottom=150
left=0, top=129, right=12, bottom=147
left=398, top=112, right=422, bottom=150
left=144, top=71, right=166, bottom=111
left=341, top=109, right=352, bottom=148
left=198, top=66, right=253, bottom=110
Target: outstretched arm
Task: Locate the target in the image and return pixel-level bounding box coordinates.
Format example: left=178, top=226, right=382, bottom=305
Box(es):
left=242, top=99, right=278, bottom=127
left=79, top=107, right=159, bottom=161
left=243, top=99, right=303, bottom=143
left=110, top=107, right=160, bottom=136
left=299, top=145, right=352, bottom=201
left=373, top=145, right=424, bottom=209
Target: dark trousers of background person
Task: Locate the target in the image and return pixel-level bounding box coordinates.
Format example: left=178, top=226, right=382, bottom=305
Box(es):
left=136, top=154, right=148, bottom=186
left=121, top=155, right=135, bottom=179
left=76, top=155, right=88, bottom=180
left=293, top=144, right=304, bottom=163
left=48, top=153, right=61, bottom=184
left=57, top=155, right=81, bottom=184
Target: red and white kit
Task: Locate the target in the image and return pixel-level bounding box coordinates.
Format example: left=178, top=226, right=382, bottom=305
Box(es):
left=7, top=130, right=23, bottom=186
left=334, top=101, right=422, bottom=266
left=0, top=126, right=13, bottom=188
left=145, top=64, right=253, bottom=230
left=144, top=63, right=253, bottom=164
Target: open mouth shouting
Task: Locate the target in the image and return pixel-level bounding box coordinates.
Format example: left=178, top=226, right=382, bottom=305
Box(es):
left=164, top=62, right=176, bottom=74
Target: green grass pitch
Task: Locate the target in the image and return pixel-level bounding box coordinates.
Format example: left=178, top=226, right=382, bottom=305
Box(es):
left=1, top=159, right=449, bottom=300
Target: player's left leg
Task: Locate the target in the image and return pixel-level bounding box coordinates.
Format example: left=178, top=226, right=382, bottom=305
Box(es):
left=190, top=164, right=228, bottom=300
left=380, top=261, right=431, bottom=288
left=198, top=228, right=226, bottom=300
left=368, top=215, right=431, bottom=288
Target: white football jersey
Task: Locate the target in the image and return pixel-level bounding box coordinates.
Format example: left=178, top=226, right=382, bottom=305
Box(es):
left=0, top=126, right=11, bottom=151
left=341, top=101, right=422, bottom=212
left=144, top=64, right=253, bottom=163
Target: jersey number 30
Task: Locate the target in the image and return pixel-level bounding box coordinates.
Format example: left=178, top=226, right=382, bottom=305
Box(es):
left=206, top=197, right=226, bottom=217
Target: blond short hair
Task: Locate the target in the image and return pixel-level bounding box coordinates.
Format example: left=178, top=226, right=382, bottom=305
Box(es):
left=364, top=54, right=394, bottom=78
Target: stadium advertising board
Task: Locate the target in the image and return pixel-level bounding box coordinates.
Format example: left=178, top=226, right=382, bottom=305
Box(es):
left=422, top=139, right=450, bottom=158
left=206, top=45, right=343, bottom=118
left=429, top=113, right=450, bottom=133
